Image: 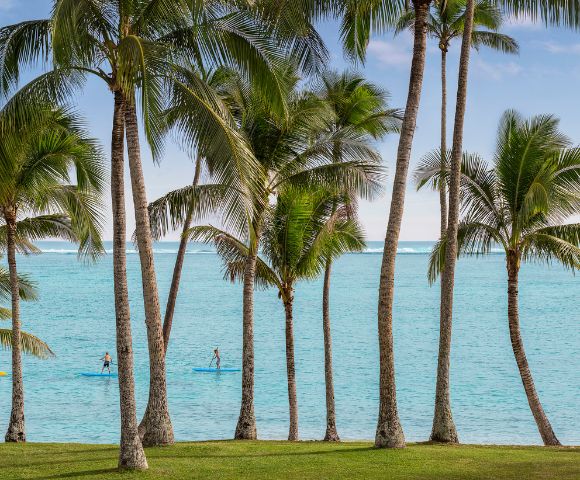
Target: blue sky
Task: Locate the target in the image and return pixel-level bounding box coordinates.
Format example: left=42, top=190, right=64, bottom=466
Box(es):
left=2, top=1, right=580, bottom=240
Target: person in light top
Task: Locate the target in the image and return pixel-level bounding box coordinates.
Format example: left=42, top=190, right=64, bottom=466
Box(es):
left=211, top=348, right=221, bottom=369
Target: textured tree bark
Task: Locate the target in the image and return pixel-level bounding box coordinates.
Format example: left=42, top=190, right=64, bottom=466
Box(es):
left=162, top=156, right=202, bottom=353
left=235, top=238, right=259, bottom=439
left=110, top=91, right=148, bottom=469
left=375, top=0, right=431, bottom=449
left=439, top=47, right=448, bottom=237
left=4, top=208, right=25, bottom=443
left=284, top=293, right=299, bottom=441
left=322, top=260, right=339, bottom=441
left=124, top=99, right=174, bottom=447
left=507, top=252, right=561, bottom=446
left=431, top=0, right=476, bottom=443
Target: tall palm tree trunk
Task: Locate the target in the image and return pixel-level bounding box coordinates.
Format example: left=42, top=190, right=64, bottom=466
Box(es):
left=110, top=91, right=148, bottom=469
left=375, top=0, right=431, bottom=449
left=431, top=0, right=476, bottom=443
left=4, top=208, right=25, bottom=443
left=439, top=47, right=448, bottom=236
left=124, top=99, right=174, bottom=447
left=322, top=260, right=339, bottom=441
left=284, top=293, right=299, bottom=441
left=235, top=236, right=260, bottom=439
left=507, top=253, right=560, bottom=446
left=162, top=156, right=202, bottom=353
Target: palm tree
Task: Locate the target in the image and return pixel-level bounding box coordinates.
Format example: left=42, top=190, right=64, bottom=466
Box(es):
left=147, top=66, right=254, bottom=354
left=0, top=0, right=327, bottom=446
left=170, top=69, right=382, bottom=439
left=396, top=0, right=518, bottom=235
left=399, top=0, right=518, bottom=443
left=0, top=95, right=104, bottom=443
left=315, top=70, right=400, bottom=441
left=428, top=110, right=580, bottom=446
left=189, top=187, right=366, bottom=440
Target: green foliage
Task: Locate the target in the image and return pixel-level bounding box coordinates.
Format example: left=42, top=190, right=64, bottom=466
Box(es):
left=0, top=0, right=328, bottom=159
left=0, top=329, right=55, bottom=359
left=427, top=110, right=580, bottom=283
left=0, top=87, right=105, bottom=259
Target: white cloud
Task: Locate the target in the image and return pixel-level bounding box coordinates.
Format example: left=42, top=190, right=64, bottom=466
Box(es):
left=542, top=41, right=580, bottom=54
left=474, top=59, right=522, bottom=80
left=504, top=14, right=542, bottom=30
left=367, top=39, right=411, bottom=68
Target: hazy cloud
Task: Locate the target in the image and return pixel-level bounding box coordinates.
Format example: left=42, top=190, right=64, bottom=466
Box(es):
left=505, top=14, right=542, bottom=30
left=367, top=39, right=411, bottom=67
left=474, top=59, right=523, bottom=80
left=542, top=41, right=580, bottom=54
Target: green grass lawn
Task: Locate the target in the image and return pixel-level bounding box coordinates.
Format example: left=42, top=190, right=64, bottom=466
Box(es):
left=0, top=441, right=578, bottom=480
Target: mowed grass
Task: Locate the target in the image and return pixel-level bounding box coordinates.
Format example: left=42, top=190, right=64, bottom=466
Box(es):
left=0, top=441, right=578, bottom=480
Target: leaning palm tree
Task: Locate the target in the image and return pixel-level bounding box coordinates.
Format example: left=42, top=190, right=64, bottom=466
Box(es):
left=399, top=0, right=518, bottom=443
left=0, top=0, right=326, bottom=448
left=396, top=0, right=518, bottom=235
left=189, top=187, right=366, bottom=441
left=428, top=110, right=580, bottom=446
left=0, top=95, right=104, bottom=443
left=176, top=69, right=383, bottom=439
left=315, top=70, right=399, bottom=441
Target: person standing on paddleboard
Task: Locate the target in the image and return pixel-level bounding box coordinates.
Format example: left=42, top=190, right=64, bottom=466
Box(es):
left=211, top=348, right=221, bottom=369
left=100, top=352, right=112, bottom=373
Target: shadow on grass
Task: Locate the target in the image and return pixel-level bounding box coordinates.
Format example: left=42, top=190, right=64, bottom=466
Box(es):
left=147, top=446, right=377, bottom=460
left=28, top=468, right=119, bottom=479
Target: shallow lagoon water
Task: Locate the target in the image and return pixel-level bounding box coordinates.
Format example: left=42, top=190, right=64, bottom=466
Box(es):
left=0, top=241, right=578, bottom=445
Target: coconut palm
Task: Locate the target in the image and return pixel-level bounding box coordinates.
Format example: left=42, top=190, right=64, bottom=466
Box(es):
left=172, top=69, right=383, bottom=439
left=0, top=95, right=104, bottom=443
left=396, top=0, right=518, bottom=235
left=315, top=70, right=399, bottom=441
left=427, top=110, right=580, bottom=446
left=147, top=66, right=253, bottom=354
left=188, top=187, right=366, bottom=440
left=398, top=0, right=518, bottom=443
left=0, top=0, right=327, bottom=449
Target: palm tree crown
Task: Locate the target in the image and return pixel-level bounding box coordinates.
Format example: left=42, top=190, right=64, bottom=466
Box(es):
left=428, top=110, right=580, bottom=280
left=396, top=0, right=519, bottom=54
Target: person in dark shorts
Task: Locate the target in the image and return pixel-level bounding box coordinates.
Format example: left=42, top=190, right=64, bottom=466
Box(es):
left=100, top=352, right=112, bottom=373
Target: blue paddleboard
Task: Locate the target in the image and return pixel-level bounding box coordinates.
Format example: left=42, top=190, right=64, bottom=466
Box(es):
left=79, top=372, right=118, bottom=377
left=192, top=367, right=240, bottom=373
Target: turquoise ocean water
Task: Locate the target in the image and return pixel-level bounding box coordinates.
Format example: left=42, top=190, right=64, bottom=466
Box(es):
left=0, top=241, right=578, bottom=445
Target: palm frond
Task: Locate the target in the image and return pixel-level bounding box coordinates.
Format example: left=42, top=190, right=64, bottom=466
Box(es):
left=0, top=328, right=55, bottom=359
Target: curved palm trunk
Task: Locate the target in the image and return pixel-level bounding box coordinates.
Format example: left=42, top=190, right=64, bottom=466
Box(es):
left=4, top=208, right=25, bottom=443
left=124, top=100, right=174, bottom=447
left=162, top=156, right=202, bottom=353
left=283, top=292, right=298, bottom=441
left=322, top=260, right=339, bottom=441
left=507, top=253, right=560, bottom=446
left=375, top=0, right=431, bottom=449
left=110, top=91, right=148, bottom=469
left=235, top=235, right=260, bottom=439
left=439, top=47, right=448, bottom=237
left=431, top=0, right=476, bottom=444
